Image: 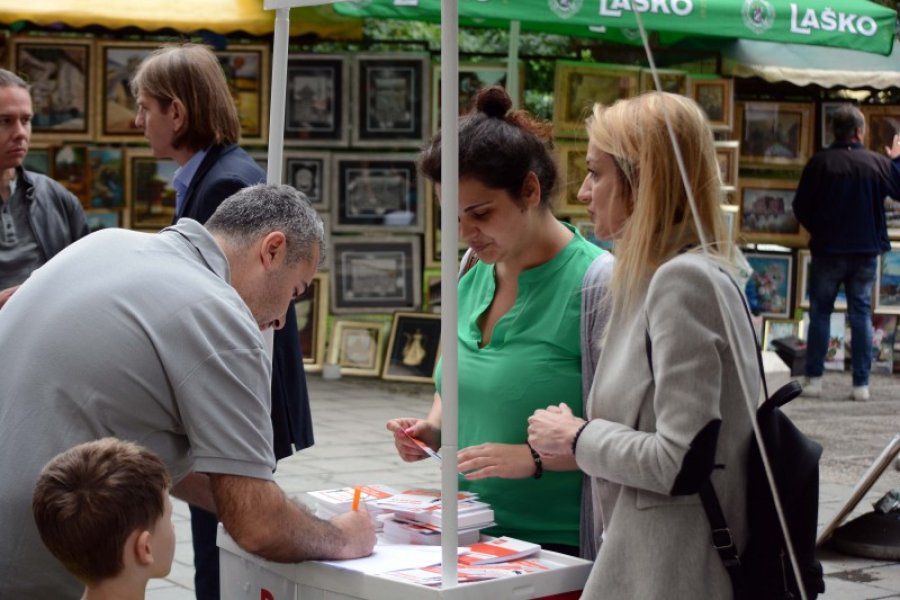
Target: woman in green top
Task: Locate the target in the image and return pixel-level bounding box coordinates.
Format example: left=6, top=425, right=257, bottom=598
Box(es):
left=387, top=86, right=610, bottom=557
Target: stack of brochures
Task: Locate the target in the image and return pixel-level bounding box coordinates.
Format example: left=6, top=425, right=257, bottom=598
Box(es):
left=375, top=489, right=496, bottom=546
left=458, top=536, right=541, bottom=565
left=307, top=484, right=400, bottom=531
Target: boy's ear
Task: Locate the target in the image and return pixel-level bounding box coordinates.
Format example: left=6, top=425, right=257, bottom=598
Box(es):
left=133, top=529, right=155, bottom=566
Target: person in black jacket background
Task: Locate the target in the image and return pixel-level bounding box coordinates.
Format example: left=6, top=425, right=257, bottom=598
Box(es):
left=0, top=68, right=87, bottom=307
left=131, top=43, right=314, bottom=600
left=793, top=104, right=900, bottom=402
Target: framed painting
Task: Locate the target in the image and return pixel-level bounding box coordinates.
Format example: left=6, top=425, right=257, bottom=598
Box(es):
left=327, top=320, right=385, bottom=377
left=22, top=144, right=51, bottom=176
left=381, top=312, right=441, bottom=383
left=738, top=178, right=808, bottom=246
left=714, top=141, right=740, bottom=191
left=10, top=36, right=93, bottom=141
left=861, top=105, right=900, bottom=155
left=84, top=210, right=120, bottom=233
left=352, top=53, right=429, bottom=148
left=745, top=251, right=793, bottom=319
left=820, top=101, right=853, bottom=148
left=423, top=270, right=441, bottom=311
left=875, top=243, right=900, bottom=315
left=887, top=197, right=900, bottom=241
left=423, top=184, right=467, bottom=268
left=555, top=141, right=588, bottom=216
left=331, top=153, right=423, bottom=233
left=689, top=77, right=734, bottom=131
left=87, top=146, right=125, bottom=210
left=95, top=41, right=157, bottom=142
left=735, top=101, right=814, bottom=167
left=871, top=314, right=898, bottom=375
left=330, top=236, right=421, bottom=313
left=294, top=273, right=328, bottom=373
left=431, top=61, right=524, bottom=132
left=762, top=318, right=803, bottom=352
left=216, top=44, right=269, bottom=145
left=553, top=61, right=640, bottom=138
left=284, top=53, right=349, bottom=147
left=572, top=218, right=614, bottom=252
left=639, top=68, right=688, bottom=95
left=54, top=144, right=90, bottom=208
left=795, top=249, right=847, bottom=311
left=284, top=150, right=330, bottom=210
left=126, top=148, right=178, bottom=230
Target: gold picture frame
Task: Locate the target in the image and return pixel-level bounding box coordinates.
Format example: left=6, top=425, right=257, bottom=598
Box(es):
left=94, top=40, right=158, bottom=142
left=875, top=243, right=900, bottom=316
left=737, top=177, right=809, bottom=246
left=327, top=320, right=385, bottom=377
left=215, top=43, right=270, bottom=145
left=554, top=141, right=588, bottom=216
left=294, top=273, right=328, bottom=373
left=735, top=101, right=815, bottom=168
left=714, top=140, right=740, bottom=191
left=125, top=147, right=178, bottom=230
left=381, top=312, right=441, bottom=383
left=10, top=35, right=94, bottom=141
left=553, top=61, right=640, bottom=138
left=689, top=78, right=734, bottom=131
left=639, top=68, right=688, bottom=95
left=861, top=105, right=900, bottom=155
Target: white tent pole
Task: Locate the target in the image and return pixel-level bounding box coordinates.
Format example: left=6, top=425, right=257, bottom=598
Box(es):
left=506, top=20, right=520, bottom=110
left=267, top=7, right=290, bottom=187
left=440, top=0, right=460, bottom=588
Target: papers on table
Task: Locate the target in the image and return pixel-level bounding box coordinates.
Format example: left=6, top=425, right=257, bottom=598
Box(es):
left=319, top=541, right=466, bottom=575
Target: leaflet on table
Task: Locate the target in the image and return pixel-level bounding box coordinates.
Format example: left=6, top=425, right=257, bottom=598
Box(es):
left=318, top=542, right=468, bottom=575
left=392, top=498, right=494, bottom=529
left=382, top=517, right=484, bottom=546
left=374, top=488, right=478, bottom=512
left=382, top=558, right=560, bottom=587
left=307, top=484, right=400, bottom=512
left=398, top=427, right=442, bottom=462
left=458, top=536, right=541, bottom=565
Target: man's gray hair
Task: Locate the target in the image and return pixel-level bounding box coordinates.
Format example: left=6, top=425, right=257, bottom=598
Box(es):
left=206, top=184, right=325, bottom=266
left=831, top=105, right=865, bottom=144
left=0, top=69, right=29, bottom=91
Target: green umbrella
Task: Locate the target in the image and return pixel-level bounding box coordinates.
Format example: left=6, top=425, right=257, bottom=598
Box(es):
left=337, top=0, right=897, bottom=56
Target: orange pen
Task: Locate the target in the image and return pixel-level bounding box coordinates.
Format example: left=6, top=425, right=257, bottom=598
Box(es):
left=351, top=486, right=362, bottom=512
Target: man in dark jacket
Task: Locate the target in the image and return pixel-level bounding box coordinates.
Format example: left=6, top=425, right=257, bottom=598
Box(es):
left=0, top=69, right=87, bottom=306
left=793, top=104, right=900, bottom=401
left=131, top=44, right=315, bottom=600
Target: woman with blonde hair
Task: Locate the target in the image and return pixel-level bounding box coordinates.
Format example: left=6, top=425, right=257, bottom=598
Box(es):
left=528, top=92, right=759, bottom=598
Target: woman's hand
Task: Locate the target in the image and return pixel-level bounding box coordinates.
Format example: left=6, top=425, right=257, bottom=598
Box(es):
left=528, top=403, right=586, bottom=457
left=457, top=443, right=536, bottom=480
left=386, top=418, right=440, bottom=462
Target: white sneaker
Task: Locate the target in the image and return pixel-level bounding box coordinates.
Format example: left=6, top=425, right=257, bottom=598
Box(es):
left=851, top=385, right=870, bottom=401
left=801, top=377, right=822, bottom=398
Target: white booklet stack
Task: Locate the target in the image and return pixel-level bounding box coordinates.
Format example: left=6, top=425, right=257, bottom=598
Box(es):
left=307, top=484, right=400, bottom=530
left=375, top=489, right=495, bottom=546
left=457, top=536, right=541, bottom=565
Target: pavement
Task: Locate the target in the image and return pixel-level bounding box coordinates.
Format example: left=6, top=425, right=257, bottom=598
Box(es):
left=148, top=369, right=900, bottom=599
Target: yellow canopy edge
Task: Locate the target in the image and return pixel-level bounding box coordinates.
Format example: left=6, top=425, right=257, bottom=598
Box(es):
left=0, top=0, right=362, bottom=40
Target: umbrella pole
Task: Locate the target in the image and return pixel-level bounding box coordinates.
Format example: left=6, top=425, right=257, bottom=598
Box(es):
left=267, top=7, right=289, bottom=187
left=440, top=0, right=460, bottom=589
left=506, top=20, right=520, bottom=110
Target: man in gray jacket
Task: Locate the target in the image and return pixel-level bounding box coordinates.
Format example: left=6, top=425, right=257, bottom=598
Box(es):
left=0, top=68, right=87, bottom=306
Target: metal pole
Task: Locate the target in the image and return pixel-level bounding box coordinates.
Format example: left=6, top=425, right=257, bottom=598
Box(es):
left=506, top=20, right=520, bottom=110
left=440, top=0, right=460, bottom=588
left=266, top=7, right=290, bottom=187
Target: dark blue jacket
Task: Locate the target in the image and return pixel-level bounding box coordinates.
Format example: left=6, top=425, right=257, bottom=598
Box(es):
left=792, top=142, right=900, bottom=257
left=176, top=144, right=314, bottom=459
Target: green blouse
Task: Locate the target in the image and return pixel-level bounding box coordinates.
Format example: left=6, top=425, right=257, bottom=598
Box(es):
left=437, top=223, right=603, bottom=547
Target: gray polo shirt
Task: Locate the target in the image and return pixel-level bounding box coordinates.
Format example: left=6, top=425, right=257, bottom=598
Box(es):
left=0, top=219, right=276, bottom=598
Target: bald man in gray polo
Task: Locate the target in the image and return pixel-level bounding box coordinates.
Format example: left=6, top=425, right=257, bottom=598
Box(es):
left=0, top=184, right=375, bottom=598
